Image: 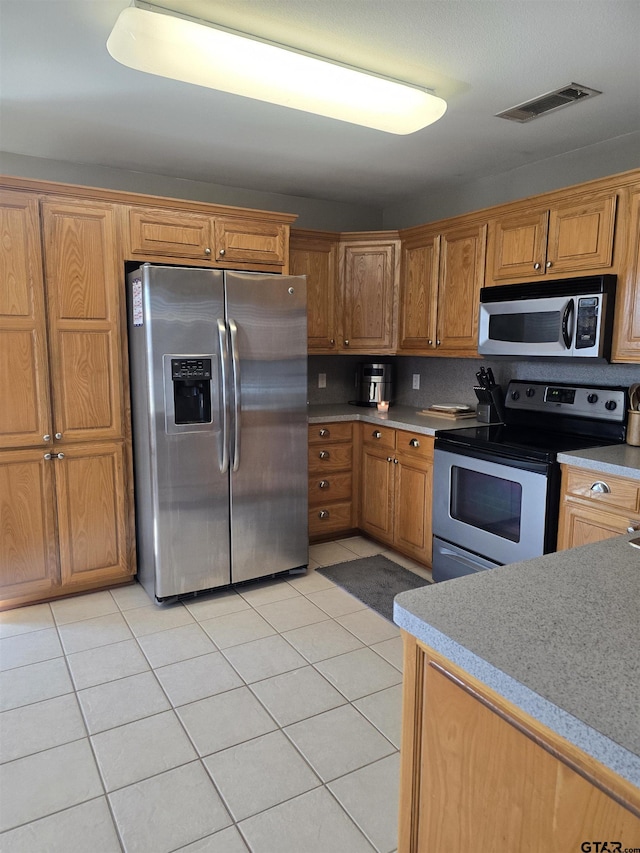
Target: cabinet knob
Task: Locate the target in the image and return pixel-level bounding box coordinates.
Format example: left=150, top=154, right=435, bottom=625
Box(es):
left=427, top=339, right=433, bottom=346
left=43, top=434, right=51, bottom=442
left=409, top=438, right=420, bottom=447
left=344, top=340, right=350, bottom=346
left=533, top=262, right=541, bottom=270
left=627, top=521, right=640, bottom=533
left=546, top=260, right=552, bottom=268
left=318, top=480, right=329, bottom=489
left=319, top=428, right=329, bottom=437
left=318, top=510, right=330, bottom=519
left=44, top=452, right=53, bottom=460
left=387, top=456, right=393, bottom=463
left=218, top=248, right=225, bottom=257
left=55, top=432, right=63, bottom=440
left=436, top=340, right=441, bottom=346
left=319, top=450, right=329, bottom=459
left=590, top=481, right=611, bottom=494
left=56, top=452, right=64, bottom=460
left=204, top=247, right=212, bottom=255
left=372, top=430, right=382, bottom=439
left=393, top=458, right=399, bottom=464
left=329, top=339, right=335, bottom=345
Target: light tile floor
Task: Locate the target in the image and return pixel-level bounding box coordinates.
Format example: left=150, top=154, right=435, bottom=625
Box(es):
left=0, top=536, right=431, bottom=853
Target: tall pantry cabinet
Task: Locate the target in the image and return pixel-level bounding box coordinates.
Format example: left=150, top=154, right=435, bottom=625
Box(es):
left=0, top=190, right=132, bottom=609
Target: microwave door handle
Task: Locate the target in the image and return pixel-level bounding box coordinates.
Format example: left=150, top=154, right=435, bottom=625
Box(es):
left=562, top=298, right=574, bottom=349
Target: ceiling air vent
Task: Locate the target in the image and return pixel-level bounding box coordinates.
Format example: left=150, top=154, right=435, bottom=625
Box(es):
left=496, top=83, right=602, bottom=122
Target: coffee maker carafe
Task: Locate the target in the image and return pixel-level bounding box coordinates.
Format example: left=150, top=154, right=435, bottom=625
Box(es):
left=352, top=362, right=394, bottom=407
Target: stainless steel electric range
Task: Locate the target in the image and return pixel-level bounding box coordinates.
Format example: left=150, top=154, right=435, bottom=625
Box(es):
left=432, top=380, right=628, bottom=582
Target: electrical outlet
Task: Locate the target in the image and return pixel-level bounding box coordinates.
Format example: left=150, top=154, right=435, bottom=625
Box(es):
left=318, top=373, right=326, bottom=388
left=412, top=373, right=420, bottom=390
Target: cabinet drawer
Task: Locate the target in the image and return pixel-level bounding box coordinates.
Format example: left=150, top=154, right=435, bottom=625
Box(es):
left=308, top=471, right=352, bottom=506
left=564, top=467, right=640, bottom=513
left=308, top=422, right=353, bottom=444
left=308, top=501, right=353, bottom=536
left=308, top=443, right=353, bottom=473
left=395, top=430, right=434, bottom=460
left=362, top=424, right=396, bottom=450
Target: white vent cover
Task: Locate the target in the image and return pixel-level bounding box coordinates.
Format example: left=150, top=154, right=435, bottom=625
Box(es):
left=496, top=83, right=602, bottom=122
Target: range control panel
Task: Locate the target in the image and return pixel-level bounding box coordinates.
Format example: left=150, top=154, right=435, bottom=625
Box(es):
left=506, top=380, right=627, bottom=422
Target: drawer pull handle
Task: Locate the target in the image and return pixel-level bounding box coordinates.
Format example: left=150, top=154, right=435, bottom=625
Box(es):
left=319, top=428, right=329, bottom=437
left=319, top=450, right=329, bottom=459
left=409, top=438, right=420, bottom=448
left=590, top=481, right=611, bottom=494
left=318, top=480, right=329, bottom=489
left=627, top=521, right=640, bottom=533
left=318, top=510, right=330, bottom=519
left=372, top=430, right=382, bottom=439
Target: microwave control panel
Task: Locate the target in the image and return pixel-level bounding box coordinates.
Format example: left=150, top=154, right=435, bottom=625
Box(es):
left=506, top=381, right=626, bottom=422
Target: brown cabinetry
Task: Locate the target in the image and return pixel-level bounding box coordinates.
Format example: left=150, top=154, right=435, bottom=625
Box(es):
left=399, top=638, right=640, bottom=853
left=487, top=190, right=617, bottom=283
left=126, top=204, right=291, bottom=270
left=557, top=464, right=640, bottom=550
left=360, top=425, right=433, bottom=564
left=0, top=190, right=132, bottom=610
left=613, top=185, right=640, bottom=361
left=398, top=222, right=486, bottom=356
left=339, top=236, right=400, bottom=352
left=308, top=422, right=355, bottom=540
left=290, top=229, right=339, bottom=352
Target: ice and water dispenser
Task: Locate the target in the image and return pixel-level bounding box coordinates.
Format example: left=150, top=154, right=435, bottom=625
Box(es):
left=164, top=356, right=214, bottom=432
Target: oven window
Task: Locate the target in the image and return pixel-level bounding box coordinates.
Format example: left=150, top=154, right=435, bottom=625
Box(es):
left=489, top=311, right=559, bottom=343
left=450, top=467, right=522, bottom=542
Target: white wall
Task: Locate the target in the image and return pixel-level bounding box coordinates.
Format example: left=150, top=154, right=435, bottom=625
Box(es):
left=383, top=132, right=640, bottom=229
left=0, top=151, right=382, bottom=232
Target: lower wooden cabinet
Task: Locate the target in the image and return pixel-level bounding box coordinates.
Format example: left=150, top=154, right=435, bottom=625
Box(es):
left=308, top=422, right=356, bottom=540
left=0, top=442, right=132, bottom=610
left=360, top=425, right=433, bottom=565
left=399, top=636, right=640, bottom=853
left=557, top=464, right=640, bottom=549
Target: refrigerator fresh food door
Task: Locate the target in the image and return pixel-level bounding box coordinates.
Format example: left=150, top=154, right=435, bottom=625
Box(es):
left=225, top=272, right=308, bottom=582
left=128, top=264, right=230, bottom=600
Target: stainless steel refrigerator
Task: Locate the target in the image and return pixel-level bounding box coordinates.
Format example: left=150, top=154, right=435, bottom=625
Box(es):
left=127, top=264, right=308, bottom=602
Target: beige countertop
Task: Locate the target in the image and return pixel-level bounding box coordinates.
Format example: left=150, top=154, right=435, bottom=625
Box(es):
left=307, top=403, right=484, bottom=436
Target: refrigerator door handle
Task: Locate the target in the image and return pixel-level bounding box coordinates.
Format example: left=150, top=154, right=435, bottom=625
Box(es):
left=216, top=318, right=230, bottom=473
left=228, top=318, right=241, bottom=471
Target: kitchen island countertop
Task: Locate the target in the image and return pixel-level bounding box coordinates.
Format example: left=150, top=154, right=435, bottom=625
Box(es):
left=394, top=533, right=640, bottom=788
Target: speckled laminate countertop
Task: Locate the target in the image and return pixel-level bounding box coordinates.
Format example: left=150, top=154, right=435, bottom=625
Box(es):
left=558, top=443, right=640, bottom=479
left=394, top=533, right=640, bottom=788
left=307, top=403, right=484, bottom=436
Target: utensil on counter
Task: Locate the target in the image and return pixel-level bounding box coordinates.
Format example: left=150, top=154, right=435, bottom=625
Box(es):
left=629, top=383, right=640, bottom=411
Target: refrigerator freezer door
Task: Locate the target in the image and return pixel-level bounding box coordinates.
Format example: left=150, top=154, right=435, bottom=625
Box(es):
left=128, top=265, right=230, bottom=600
left=225, top=272, right=308, bottom=582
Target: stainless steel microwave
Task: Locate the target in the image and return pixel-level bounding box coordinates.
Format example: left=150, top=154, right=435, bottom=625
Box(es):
left=478, top=275, right=616, bottom=360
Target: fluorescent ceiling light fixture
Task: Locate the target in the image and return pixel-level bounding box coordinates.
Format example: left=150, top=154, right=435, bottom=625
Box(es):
left=107, top=1, right=447, bottom=135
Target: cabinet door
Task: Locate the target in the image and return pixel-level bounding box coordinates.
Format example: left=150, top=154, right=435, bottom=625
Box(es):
left=290, top=236, right=338, bottom=351
left=435, top=223, right=487, bottom=355
left=0, top=448, right=59, bottom=607
left=547, top=192, right=617, bottom=274
left=341, top=242, right=399, bottom=351
left=398, top=236, right=440, bottom=351
left=214, top=218, right=287, bottom=266
left=128, top=206, right=213, bottom=259
left=488, top=209, right=549, bottom=281
left=42, top=199, right=124, bottom=443
left=360, top=445, right=394, bottom=543
left=0, top=191, right=52, bottom=450
left=613, top=187, right=640, bottom=361
left=54, top=442, right=131, bottom=589
left=394, top=445, right=433, bottom=565
left=557, top=501, right=635, bottom=550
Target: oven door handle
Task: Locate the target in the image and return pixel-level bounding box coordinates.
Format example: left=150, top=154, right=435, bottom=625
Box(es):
left=438, top=547, right=496, bottom=572
left=562, top=298, right=574, bottom=350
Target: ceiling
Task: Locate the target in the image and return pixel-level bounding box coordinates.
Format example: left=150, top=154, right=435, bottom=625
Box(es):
left=1, top=0, right=639, bottom=209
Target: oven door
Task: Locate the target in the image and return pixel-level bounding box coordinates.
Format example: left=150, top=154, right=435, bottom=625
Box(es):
left=433, top=447, right=552, bottom=567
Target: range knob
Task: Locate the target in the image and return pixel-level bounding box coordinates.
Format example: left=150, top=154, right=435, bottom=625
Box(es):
left=587, top=393, right=599, bottom=404
left=525, top=387, right=536, bottom=398
left=511, top=390, right=520, bottom=401
left=605, top=400, right=617, bottom=411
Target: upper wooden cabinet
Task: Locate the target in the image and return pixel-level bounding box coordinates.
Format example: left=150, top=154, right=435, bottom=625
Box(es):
left=126, top=204, right=289, bottom=269
left=487, top=190, right=617, bottom=282
left=339, top=236, right=400, bottom=352
left=398, top=221, right=486, bottom=357
left=613, top=184, right=640, bottom=361
left=290, top=229, right=339, bottom=352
